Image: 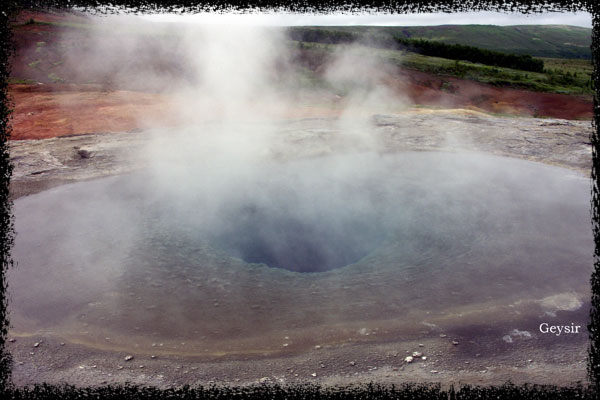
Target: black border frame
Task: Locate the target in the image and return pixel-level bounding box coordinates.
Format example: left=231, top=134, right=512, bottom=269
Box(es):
left=0, top=1, right=598, bottom=398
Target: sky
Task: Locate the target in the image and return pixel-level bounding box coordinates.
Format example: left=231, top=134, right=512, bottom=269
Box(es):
left=140, top=10, right=592, bottom=28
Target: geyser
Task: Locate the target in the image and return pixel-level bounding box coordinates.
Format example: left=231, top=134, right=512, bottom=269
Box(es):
left=9, top=150, right=593, bottom=348
left=12, top=151, right=591, bottom=279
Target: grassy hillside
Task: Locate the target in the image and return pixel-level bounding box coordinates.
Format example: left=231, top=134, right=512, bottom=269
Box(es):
left=9, top=16, right=593, bottom=97
left=291, top=25, right=592, bottom=59
left=295, top=41, right=592, bottom=96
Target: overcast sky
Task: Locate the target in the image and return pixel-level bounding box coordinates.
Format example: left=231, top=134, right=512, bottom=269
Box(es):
left=141, top=11, right=592, bottom=28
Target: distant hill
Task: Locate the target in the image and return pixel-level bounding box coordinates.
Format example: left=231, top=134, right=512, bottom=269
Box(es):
left=290, top=25, right=592, bottom=59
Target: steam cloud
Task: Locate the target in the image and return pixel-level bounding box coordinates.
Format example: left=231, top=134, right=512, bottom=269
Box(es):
left=57, top=15, right=412, bottom=272
left=19, top=15, right=591, bottom=277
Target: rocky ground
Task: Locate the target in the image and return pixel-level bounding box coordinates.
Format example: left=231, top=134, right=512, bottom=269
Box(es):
left=6, top=109, right=594, bottom=388
left=5, top=318, right=589, bottom=389
left=10, top=108, right=592, bottom=200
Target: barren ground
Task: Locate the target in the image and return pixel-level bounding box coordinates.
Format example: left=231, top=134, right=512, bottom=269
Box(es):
left=8, top=78, right=593, bottom=142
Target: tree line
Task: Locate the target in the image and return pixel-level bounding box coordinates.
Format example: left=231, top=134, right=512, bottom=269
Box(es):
left=286, top=28, right=545, bottom=73
left=393, top=37, right=544, bottom=73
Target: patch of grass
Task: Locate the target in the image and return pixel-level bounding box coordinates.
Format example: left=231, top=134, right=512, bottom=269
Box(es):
left=31, top=20, right=95, bottom=30
left=540, top=57, right=592, bottom=86
left=311, top=25, right=591, bottom=59
left=47, top=72, right=64, bottom=83
left=294, top=41, right=592, bottom=97
left=8, top=77, right=38, bottom=84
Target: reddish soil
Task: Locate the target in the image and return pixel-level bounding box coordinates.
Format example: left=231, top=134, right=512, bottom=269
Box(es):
left=388, top=69, right=593, bottom=120
left=12, top=9, right=91, bottom=26
left=9, top=84, right=180, bottom=140
left=8, top=84, right=347, bottom=140
left=7, top=10, right=593, bottom=140
left=9, top=77, right=592, bottom=140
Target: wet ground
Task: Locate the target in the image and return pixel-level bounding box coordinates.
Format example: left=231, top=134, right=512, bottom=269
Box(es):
left=6, top=110, right=594, bottom=387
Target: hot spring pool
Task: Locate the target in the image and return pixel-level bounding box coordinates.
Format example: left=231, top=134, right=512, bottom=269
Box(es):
left=8, top=151, right=592, bottom=354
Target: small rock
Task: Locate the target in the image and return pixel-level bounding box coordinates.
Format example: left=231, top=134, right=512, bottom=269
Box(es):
left=464, top=361, right=470, bottom=364
left=117, top=366, right=123, bottom=370
left=33, top=342, right=40, bottom=348
left=151, top=355, right=156, bottom=359
left=259, top=377, right=270, bottom=383
left=315, top=345, right=321, bottom=349
left=430, top=370, right=438, bottom=374
left=60, top=343, right=65, bottom=346
left=283, top=343, right=289, bottom=347
left=139, top=365, right=144, bottom=368
left=350, top=361, right=356, bottom=366
left=421, top=356, right=427, bottom=361
left=528, top=359, right=533, bottom=363
left=404, top=356, right=414, bottom=363
left=452, top=341, right=459, bottom=345
left=320, top=363, right=326, bottom=368
left=77, top=149, right=92, bottom=159
left=440, top=334, right=447, bottom=338
left=8, top=338, right=15, bottom=343
left=311, top=373, right=317, bottom=377
left=124, top=355, right=133, bottom=361
left=285, top=336, right=289, bottom=340
left=412, top=352, right=423, bottom=357
left=418, top=344, right=424, bottom=347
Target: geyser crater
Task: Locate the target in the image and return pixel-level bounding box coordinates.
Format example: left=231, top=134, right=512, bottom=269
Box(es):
left=206, top=201, right=389, bottom=273
left=12, top=151, right=591, bottom=280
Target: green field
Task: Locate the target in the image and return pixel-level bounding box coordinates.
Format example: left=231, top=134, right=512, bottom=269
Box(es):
left=295, top=41, right=593, bottom=96
left=300, top=25, right=592, bottom=59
